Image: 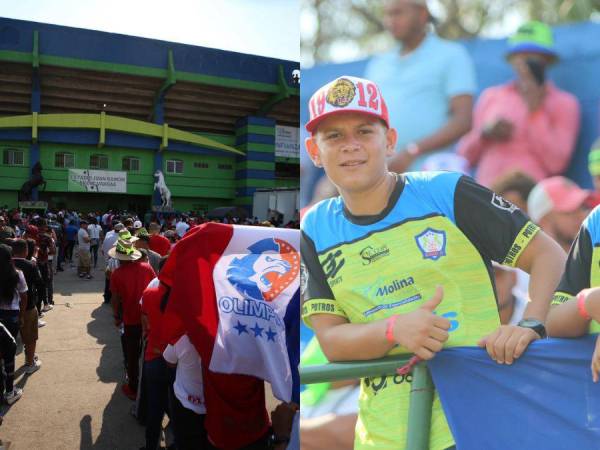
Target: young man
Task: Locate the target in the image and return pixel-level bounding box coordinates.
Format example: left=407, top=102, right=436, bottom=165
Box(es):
left=148, top=222, right=170, bottom=256
left=36, top=219, right=56, bottom=310
left=301, top=76, right=566, bottom=450
left=364, top=0, right=475, bottom=173
left=109, top=238, right=156, bottom=400
left=77, top=221, right=92, bottom=279
left=11, top=238, right=43, bottom=373
left=87, top=218, right=103, bottom=269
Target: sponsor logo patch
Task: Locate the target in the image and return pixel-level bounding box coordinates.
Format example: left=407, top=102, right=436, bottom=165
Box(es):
left=363, top=294, right=422, bottom=317
left=360, top=244, right=390, bottom=265
left=491, top=193, right=518, bottom=213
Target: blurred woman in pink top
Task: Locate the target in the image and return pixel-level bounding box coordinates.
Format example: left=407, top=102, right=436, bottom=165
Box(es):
left=458, top=21, right=580, bottom=187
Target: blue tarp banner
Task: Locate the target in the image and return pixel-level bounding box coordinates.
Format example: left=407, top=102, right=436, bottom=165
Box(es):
left=428, top=335, right=600, bottom=450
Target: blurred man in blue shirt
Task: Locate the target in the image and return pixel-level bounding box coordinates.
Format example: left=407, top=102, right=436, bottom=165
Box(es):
left=365, top=0, right=476, bottom=172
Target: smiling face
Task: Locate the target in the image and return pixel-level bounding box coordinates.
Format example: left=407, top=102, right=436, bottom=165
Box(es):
left=306, top=112, right=397, bottom=197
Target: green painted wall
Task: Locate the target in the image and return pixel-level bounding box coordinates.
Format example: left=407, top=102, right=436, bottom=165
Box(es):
left=172, top=196, right=232, bottom=213
left=0, top=139, right=294, bottom=211
left=162, top=150, right=235, bottom=199
left=0, top=191, right=17, bottom=208
left=0, top=143, right=31, bottom=191
left=0, top=141, right=239, bottom=210
left=38, top=143, right=155, bottom=195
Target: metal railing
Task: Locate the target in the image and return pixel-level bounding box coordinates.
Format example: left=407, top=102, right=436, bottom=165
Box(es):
left=300, top=355, right=434, bottom=450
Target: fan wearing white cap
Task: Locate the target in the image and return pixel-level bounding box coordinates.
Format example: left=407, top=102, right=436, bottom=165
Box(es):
left=527, top=176, right=590, bottom=252
left=302, top=75, right=566, bottom=450
left=364, top=0, right=476, bottom=173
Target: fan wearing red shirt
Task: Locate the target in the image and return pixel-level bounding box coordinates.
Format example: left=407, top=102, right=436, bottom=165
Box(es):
left=109, top=238, right=156, bottom=400
left=140, top=274, right=172, bottom=450
left=148, top=223, right=171, bottom=256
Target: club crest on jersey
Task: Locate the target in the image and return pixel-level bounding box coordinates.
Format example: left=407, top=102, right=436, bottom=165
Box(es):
left=326, top=78, right=356, bottom=107
left=226, top=238, right=299, bottom=302
left=415, top=228, right=447, bottom=261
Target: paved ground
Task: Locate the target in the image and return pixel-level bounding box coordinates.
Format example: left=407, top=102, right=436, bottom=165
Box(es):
left=0, top=255, right=282, bottom=450
left=0, top=260, right=146, bottom=449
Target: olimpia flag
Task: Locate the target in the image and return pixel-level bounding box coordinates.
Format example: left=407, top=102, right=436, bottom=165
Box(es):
left=159, top=223, right=300, bottom=450
left=428, top=336, right=600, bottom=450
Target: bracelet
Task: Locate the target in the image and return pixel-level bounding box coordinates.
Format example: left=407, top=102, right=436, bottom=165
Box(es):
left=385, top=315, right=400, bottom=344
left=577, top=291, right=592, bottom=321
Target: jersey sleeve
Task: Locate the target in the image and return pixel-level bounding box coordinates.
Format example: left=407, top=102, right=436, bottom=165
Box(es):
left=300, top=230, right=348, bottom=327
left=552, top=225, right=592, bottom=305
left=454, top=175, right=539, bottom=267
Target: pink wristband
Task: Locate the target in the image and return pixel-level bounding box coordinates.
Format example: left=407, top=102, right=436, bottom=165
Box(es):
left=577, top=291, right=592, bottom=321
left=386, top=315, right=399, bottom=344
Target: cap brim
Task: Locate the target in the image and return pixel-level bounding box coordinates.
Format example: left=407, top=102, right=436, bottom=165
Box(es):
left=506, top=43, right=558, bottom=62
left=306, top=109, right=388, bottom=133
left=107, top=247, right=142, bottom=261
left=553, top=189, right=590, bottom=213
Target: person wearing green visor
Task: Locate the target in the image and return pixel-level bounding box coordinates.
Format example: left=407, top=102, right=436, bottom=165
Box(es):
left=458, top=21, right=580, bottom=188
left=588, top=138, right=600, bottom=193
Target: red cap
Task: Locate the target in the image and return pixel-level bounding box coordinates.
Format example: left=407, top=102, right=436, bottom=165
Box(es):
left=527, top=176, right=589, bottom=222
left=306, top=76, right=389, bottom=134
left=26, top=225, right=39, bottom=236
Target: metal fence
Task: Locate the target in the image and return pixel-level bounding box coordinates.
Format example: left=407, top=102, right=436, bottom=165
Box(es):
left=300, top=355, right=434, bottom=450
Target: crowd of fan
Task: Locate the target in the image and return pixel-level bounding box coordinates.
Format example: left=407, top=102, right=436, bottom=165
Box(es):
left=0, top=208, right=296, bottom=449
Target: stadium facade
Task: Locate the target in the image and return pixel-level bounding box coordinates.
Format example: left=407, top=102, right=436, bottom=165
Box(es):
left=0, top=18, right=299, bottom=218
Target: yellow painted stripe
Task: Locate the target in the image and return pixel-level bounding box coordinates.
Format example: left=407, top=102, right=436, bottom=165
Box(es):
left=0, top=113, right=243, bottom=156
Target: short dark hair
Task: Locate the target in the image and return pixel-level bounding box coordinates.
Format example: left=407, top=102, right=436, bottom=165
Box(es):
left=490, top=171, right=536, bottom=201
left=11, top=238, right=27, bottom=255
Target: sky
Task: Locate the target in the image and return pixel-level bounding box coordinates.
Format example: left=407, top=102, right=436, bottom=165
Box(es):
left=1, top=0, right=300, bottom=61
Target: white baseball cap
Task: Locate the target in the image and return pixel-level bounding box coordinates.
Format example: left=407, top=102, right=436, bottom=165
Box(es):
left=133, top=220, right=143, bottom=229
left=527, top=176, right=589, bottom=222
left=306, top=76, right=390, bottom=134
